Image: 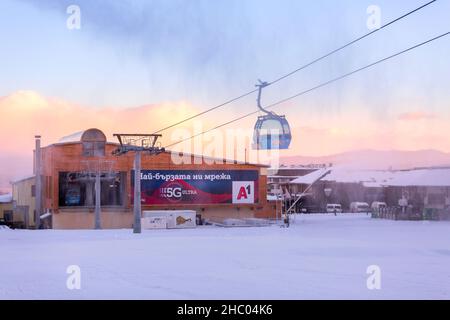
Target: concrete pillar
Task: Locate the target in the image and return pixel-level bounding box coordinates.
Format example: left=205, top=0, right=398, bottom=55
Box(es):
left=24, top=206, right=29, bottom=229
left=120, top=172, right=126, bottom=206
left=86, top=181, right=94, bottom=206
left=133, top=151, right=142, bottom=234
left=35, top=135, right=42, bottom=229
left=94, top=172, right=101, bottom=229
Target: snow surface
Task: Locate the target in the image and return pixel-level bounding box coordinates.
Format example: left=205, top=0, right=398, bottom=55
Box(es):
left=0, top=193, right=12, bottom=203
left=1, top=214, right=449, bottom=300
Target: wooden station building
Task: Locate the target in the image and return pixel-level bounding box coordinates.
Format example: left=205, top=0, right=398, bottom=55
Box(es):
left=36, top=128, right=276, bottom=229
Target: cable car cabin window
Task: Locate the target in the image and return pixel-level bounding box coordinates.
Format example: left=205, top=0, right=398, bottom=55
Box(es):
left=282, top=122, right=291, bottom=135
left=259, top=119, right=283, bottom=133
left=82, top=141, right=105, bottom=157
left=253, top=116, right=292, bottom=150
left=58, top=172, right=126, bottom=207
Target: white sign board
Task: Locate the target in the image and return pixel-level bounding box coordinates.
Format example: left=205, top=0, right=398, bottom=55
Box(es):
left=232, top=181, right=255, bottom=204
left=167, top=211, right=196, bottom=229
left=398, top=198, right=408, bottom=207
left=141, top=216, right=167, bottom=229
left=142, top=210, right=197, bottom=230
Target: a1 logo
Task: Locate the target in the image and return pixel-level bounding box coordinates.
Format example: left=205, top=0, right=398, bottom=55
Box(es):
left=232, top=181, right=255, bottom=204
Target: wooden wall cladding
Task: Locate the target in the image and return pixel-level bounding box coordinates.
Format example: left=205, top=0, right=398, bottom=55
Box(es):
left=41, top=142, right=272, bottom=216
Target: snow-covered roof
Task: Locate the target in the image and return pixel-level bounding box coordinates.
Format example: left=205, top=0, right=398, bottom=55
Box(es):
left=57, top=128, right=108, bottom=144
left=290, top=168, right=330, bottom=185
left=362, top=181, right=384, bottom=188
left=290, top=167, right=394, bottom=186
left=267, top=195, right=279, bottom=201
left=290, top=167, right=450, bottom=188
left=322, top=169, right=395, bottom=185
left=0, top=193, right=12, bottom=203
left=40, top=212, right=52, bottom=219
left=385, top=168, right=450, bottom=187
left=58, top=131, right=84, bottom=143
left=268, top=176, right=300, bottom=179
left=11, top=174, right=35, bottom=184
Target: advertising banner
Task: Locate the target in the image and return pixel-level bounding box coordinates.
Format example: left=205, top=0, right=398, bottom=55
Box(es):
left=132, top=170, right=259, bottom=205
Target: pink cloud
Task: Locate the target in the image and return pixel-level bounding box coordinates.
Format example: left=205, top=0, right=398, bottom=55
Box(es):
left=0, top=90, right=200, bottom=189
left=1, top=91, right=450, bottom=190
left=398, top=112, right=436, bottom=121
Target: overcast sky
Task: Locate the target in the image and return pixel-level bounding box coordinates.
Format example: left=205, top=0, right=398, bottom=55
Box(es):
left=1, top=0, right=448, bottom=105
left=0, top=0, right=449, bottom=161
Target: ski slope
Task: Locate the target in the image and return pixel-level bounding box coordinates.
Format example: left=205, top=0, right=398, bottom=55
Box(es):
left=1, top=214, right=449, bottom=299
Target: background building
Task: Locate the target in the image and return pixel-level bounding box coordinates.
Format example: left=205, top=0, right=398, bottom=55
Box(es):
left=267, top=165, right=326, bottom=198
left=10, top=175, right=36, bottom=228
left=384, top=167, right=450, bottom=219
left=0, top=193, right=13, bottom=226
left=289, top=167, right=450, bottom=219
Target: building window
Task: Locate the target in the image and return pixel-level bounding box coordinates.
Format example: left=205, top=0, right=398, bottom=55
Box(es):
left=31, top=185, right=36, bottom=197
left=81, top=129, right=106, bottom=157
left=58, top=172, right=125, bottom=207
left=428, top=193, right=445, bottom=206
left=82, top=141, right=106, bottom=157
left=3, top=210, right=13, bottom=222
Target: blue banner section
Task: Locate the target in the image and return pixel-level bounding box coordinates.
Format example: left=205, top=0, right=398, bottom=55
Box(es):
left=131, top=170, right=259, bottom=205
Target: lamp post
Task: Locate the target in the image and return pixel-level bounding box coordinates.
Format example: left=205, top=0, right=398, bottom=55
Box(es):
left=324, top=187, right=333, bottom=215
left=112, top=134, right=164, bottom=234
left=35, top=135, right=42, bottom=229
left=133, top=151, right=142, bottom=234
left=94, top=172, right=101, bottom=229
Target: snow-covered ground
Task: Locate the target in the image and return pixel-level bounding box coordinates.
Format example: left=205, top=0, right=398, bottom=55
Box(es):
left=1, top=214, right=449, bottom=300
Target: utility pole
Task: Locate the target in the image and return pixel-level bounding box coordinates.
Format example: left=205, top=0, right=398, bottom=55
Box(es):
left=94, top=171, right=101, bottom=229
left=35, top=135, right=42, bottom=230
left=133, top=151, right=142, bottom=234
left=112, top=134, right=164, bottom=234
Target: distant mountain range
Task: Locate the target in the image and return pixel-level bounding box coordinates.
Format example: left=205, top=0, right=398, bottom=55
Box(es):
left=280, top=149, right=450, bottom=170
